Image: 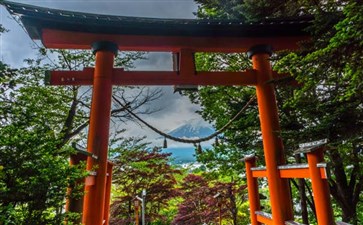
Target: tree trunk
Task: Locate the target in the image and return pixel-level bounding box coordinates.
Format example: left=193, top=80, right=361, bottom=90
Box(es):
left=227, top=185, right=238, bottom=225
left=328, top=148, right=361, bottom=225
left=295, top=154, right=309, bottom=224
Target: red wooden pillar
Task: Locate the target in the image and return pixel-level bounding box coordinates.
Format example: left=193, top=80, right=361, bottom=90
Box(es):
left=82, top=41, right=118, bottom=225
left=103, top=162, right=114, bottom=225
left=307, top=147, right=334, bottom=225
left=243, top=155, right=261, bottom=225
left=248, top=45, right=293, bottom=224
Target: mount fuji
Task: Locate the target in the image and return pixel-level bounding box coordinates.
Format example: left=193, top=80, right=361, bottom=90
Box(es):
left=167, top=119, right=215, bottom=139
left=161, top=119, right=215, bottom=164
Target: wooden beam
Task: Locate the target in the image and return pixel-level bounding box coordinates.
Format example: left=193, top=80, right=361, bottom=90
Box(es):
left=42, top=29, right=308, bottom=52
left=46, top=68, right=94, bottom=86
left=255, top=211, right=273, bottom=225
left=47, top=68, right=258, bottom=86
left=251, top=164, right=328, bottom=179
left=113, top=70, right=257, bottom=86
left=279, top=166, right=328, bottom=179
left=251, top=167, right=267, bottom=178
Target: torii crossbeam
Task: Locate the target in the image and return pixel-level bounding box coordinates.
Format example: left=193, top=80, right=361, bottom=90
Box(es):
left=3, top=1, right=336, bottom=225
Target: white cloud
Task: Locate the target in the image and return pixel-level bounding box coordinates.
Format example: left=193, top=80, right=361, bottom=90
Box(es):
left=1, top=0, right=210, bottom=148
left=120, top=86, right=207, bottom=146
left=6, top=0, right=198, bottom=19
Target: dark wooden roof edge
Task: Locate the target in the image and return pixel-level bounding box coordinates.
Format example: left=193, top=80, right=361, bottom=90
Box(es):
left=2, top=0, right=314, bottom=39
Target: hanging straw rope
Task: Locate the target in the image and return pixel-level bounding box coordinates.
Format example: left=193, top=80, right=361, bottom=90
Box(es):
left=113, top=95, right=256, bottom=144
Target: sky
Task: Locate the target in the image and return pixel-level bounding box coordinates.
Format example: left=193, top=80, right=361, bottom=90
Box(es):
left=0, top=0, right=213, bottom=148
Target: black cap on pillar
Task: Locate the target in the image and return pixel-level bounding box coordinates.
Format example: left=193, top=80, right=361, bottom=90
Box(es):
left=247, top=44, right=273, bottom=59
left=91, top=41, right=119, bottom=56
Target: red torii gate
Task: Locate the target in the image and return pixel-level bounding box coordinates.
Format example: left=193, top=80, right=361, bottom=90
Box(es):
left=3, top=1, right=336, bottom=225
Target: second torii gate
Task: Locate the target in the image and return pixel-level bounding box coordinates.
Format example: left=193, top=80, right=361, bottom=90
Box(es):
left=3, top=1, right=335, bottom=225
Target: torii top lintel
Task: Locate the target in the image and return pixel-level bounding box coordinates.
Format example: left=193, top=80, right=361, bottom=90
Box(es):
left=3, top=1, right=312, bottom=53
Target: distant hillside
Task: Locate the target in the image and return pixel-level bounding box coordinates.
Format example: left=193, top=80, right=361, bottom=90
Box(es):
left=162, top=147, right=196, bottom=164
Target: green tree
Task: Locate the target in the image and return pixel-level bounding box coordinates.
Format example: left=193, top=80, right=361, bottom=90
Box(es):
left=173, top=174, right=248, bottom=225
left=0, top=37, right=162, bottom=223
left=0, top=58, right=86, bottom=224
left=172, top=174, right=217, bottom=225
left=194, top=0, right=303, bottom=20
left=110, top=146, right=181, bottom=225
left=191, top=0, right=362, bottom=223
left=274, top=2, right=363, bottom=223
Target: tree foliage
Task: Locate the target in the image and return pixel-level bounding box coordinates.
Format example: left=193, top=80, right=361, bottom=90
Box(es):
left=194, top=0, right=306, bottom=21
left=191, top=0, right=362, bottom=224
left=0, top=31, right=162, bottom=223
left=0, top=58, right=86, bottom=224
left=172, top=174, right=248, bottom=225
left=110, top=146, right=181, bottom=225
left=274, top=2, right=363, bottom=223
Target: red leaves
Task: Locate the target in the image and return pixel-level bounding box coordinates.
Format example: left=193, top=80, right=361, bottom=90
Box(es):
left=110, top=147, right=180, bottom=224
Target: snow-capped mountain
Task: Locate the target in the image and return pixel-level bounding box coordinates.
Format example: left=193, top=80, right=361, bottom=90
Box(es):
left=159, top=119, right=215, bottom=164
left=167, top=119, right=215, bottom=139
